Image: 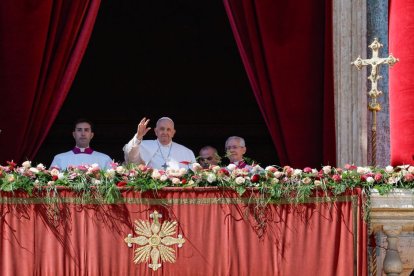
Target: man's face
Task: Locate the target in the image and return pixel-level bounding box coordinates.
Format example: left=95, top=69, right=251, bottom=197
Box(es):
left=72, top=122, right=94, bottom=148
left=155, top=119, right=176, bottom=145
left=199, top=148, right=219, bottom=169
left=225, top=139, right=246, bottom=163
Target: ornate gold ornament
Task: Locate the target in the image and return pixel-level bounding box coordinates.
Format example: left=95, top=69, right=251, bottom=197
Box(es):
left=124, top=210, right=185, bottom=271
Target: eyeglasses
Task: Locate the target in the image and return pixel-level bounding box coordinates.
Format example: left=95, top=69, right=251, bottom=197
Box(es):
left=225, top=146, right=243, bottom=150
left=199, top=157, right=213, bottom=162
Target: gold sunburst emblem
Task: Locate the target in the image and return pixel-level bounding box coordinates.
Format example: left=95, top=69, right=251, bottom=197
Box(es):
left=124, top=210, right=185, bottom=271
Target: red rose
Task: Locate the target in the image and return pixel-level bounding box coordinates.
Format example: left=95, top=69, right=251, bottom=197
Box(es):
left=116, top=181, right=127, bottom=187
left=181, top=179, right=187, bottom=184
left=251, top=174, right=260, bottom=183
left=219, top=168, right=230, bottom=176
left=52, top=175, right=58, bottom=181
left=7, top=160, right=16, bottom=169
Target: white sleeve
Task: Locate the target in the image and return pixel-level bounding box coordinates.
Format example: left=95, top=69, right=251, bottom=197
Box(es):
left=123, top=134, right=144, bottom=164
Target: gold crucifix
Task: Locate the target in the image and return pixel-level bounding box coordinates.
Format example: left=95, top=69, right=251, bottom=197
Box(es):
left=351, top=38, right=399, bottom=166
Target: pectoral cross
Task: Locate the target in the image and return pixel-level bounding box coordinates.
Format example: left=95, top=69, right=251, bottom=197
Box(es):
left=162, top=163, right=168, bottom=170
left=352, top=38, right=399, bottom=166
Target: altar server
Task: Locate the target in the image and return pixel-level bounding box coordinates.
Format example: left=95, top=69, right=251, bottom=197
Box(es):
left=50, top=119, right=112, bottom=170
left=123, top=117, right=196, bottom=170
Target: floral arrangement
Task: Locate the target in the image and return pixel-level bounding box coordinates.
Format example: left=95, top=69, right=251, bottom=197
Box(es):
left=1, top=160, right=414, bottom=204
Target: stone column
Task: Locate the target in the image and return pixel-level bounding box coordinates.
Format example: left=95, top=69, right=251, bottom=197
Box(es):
left=333, top=0, right=368, bottom=167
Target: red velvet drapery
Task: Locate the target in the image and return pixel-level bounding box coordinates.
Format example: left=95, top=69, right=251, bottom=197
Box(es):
left=389, top=0, right=414, bottom=165
left=0, top=188, right=367, bottom=275
left=223, top=0, right=336, bottom=168
left=0, top=0, right=101, bottom=164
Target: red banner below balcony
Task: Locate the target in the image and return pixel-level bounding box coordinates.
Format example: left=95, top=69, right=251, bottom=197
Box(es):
left=0, top=187, right=367, bottom=275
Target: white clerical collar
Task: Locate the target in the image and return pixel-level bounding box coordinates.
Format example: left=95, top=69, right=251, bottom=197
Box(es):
left=157, top=140, right=172, bottom=147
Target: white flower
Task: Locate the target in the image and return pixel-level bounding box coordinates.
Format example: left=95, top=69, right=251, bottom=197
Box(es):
left=171, top=177, right=180, bottom=185
left=29, top=167, right=39, bottom=174
left=91, top=163, right=100, bottom=169
left=47, top=181, right=55, bottom=186
left=366, top=177, right=375, bottom=183
left=251, top=165, right=263, bottom=173
left=408, top=166, right=414, bottom=174
left=312, top=169, right=318, bottom=174
left=274, top=171, right=283, bottom=178
left=235, top=176, right=245, bottom=185
left=211, top=165, right=221, bottom=173
left=7, top=175, right=15, bottom=182
left=322, top=166, right=331, bottom=174
left=191, top=163, right=202, bottom=171
left=105, top=169, right=115, bottom=179
left=116, top=166, right=125, bottom=174
left=36, top=163, right=45, bottom=170
left=385, top=165, right=394, bottom=173
left=226, top=164, right=237, bottom=171
left=22, top=161, right=31, bottom=169
left=50, top=168, right=60, bottom=176
left=314, top=180, right=322, bottom=186
left=160, top=175, right=168, bottom=182
left=151, top=170, right=161, bottom=180
left=302, top=177, right=312, bottom=185
left=207, top=173, right=217, bottom=183
left=91, top=179, right=101, bottom=185
left=293, top=169, right=302, bottom=176
left=179, top=168, right=187, bottom=176
left=271, top=178, right=279, bottom=184
left=58, top=173, right=65, bottom=180
left=357, top=167, right=370, bottom=174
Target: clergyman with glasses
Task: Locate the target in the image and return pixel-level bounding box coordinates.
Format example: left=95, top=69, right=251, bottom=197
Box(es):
left=225, top=136, right=248, bottom=169
left=198, top=145, right=221, bottom=169
left=123, top=117, right=196, bottom=170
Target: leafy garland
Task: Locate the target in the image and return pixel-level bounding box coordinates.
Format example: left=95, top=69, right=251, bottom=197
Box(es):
left=1, top=160, right=414, bottom=205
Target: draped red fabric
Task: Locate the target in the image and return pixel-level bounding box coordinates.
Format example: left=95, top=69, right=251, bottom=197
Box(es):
left=389, top=0, right=414, bottom=165
left=0, top=0, right=101, bottom=164
left=0, top=188, right=367, bottom=275
left=223, top=0, right=336, bottom=168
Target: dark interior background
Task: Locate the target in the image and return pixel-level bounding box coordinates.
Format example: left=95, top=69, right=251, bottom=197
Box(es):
left=34, top=0, right=278, bottom=167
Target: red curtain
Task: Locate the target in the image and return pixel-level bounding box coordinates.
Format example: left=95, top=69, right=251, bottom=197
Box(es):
left=0, top=188, right=367, bottom=275
left=0, top=0, right=101, bottom=164
left=223, top=0, right=336, bottom=168
left=389, top=0, right=414, bottom=166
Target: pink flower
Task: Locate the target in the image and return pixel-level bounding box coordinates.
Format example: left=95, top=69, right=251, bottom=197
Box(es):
left=303, top=167, right=312, bottom=173
left=404, top=173, right=414, bottom=182
left=332, top=174, right=341, bottom=183
left=344, top=164, right=357, bottom=170
left=374, top=173, right=383, bottom=182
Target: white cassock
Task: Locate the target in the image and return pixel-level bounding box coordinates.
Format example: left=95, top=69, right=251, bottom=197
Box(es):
left=123, top=135, right=196, bottom=170
left=50, top=150, right=112, bottom=170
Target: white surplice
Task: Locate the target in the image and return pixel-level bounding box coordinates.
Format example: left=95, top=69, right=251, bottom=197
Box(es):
left=123, top=135, right=196, bottom=170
